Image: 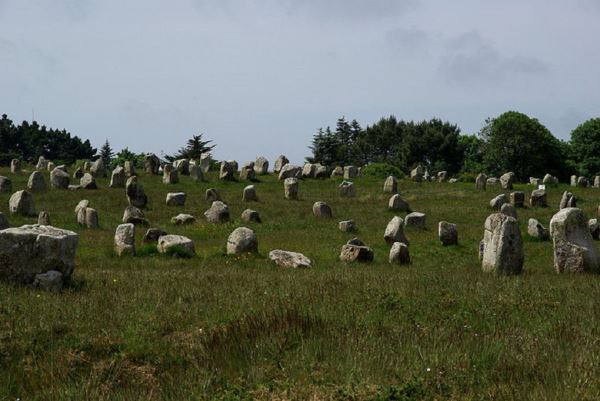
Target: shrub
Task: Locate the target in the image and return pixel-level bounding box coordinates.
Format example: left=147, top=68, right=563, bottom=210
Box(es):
left=361, top=163, right=405, bottom=179
left=456, top=172, right=477, bottom=183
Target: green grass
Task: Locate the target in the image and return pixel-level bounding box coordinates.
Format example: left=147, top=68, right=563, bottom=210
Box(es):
left=2, top=166, right=600, bottom=400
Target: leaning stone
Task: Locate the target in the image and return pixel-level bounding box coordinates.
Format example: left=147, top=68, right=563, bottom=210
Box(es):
left=500, top=203, right=517, bottom=219
left=510, top=191, right=525, bottom=208
left=166, top=192, right=186, bottom=206
left=312, top=201, right=332, bottom=218
left=339, top=220, right=357, bottom=233
left=80, top=173, right=97, bottom=189
left=490, top=194, right=509, bottom=210
left=330, top=166, right=344, bottom=177
left=384, top=216, right=409, bottom=245
left=388, top=194, right=411, bottom=212
left=315, top=165, right=328, bottom=179
left=340, top=244, right=374, bottom=263
left=589, top=219, right=600, bottom=240
left=404, top=212, right=426, bottom=229
left=439, top=221, right=458, bottom=246
left=50, top=168, right=70, bottom=189
left=343, top=166, right=358, bottom=180
left=27, top=171, right=46, bottom=192
left=0, top=176, right=12, bottom=193
left=122, top=206, right=148, bottom=225
left=37, top=211, right=50, bottom=225
left=9, top=190, right=36, bottom=216
left=437, top=171, right=448, bottom=182
left=241, top=209, right=261, bottom=223
left=126, top=176, right=148, bottom=208
left=242, top=185, right=258, bottom=202
left=0, top=224, right=78, bottom=285
left=389, top=242, right=410, bottom=265
left=500, top=172, right=515, bottom=190
left=143, top=228, right=167, bottom=243
left=33, top=270, right=63, bottom=293
left=339, top=181, right=356, bottom=197
left=530, top=190, right=547, bottom=207
left=278, top=164, right=302, bottom=180
left=383, top=176, right=398, bottom=193
left=254, top=156, right=269, bottom=175
left=528, top=218, right=549, bottom=240
left=269, top=250, right=312, bottom=268
left=114, top=223, right=135, bottom=256
left=227, top=227, right=258, bottom=255
left=171, top=213, right=196, bottom=225
left=347, top=238, right=365, bottom=246
left=205, top=188, right=221, bottom=203
left=157, top=235, right=195, bottom=255
left=273, top=155, right=289, bottom=174
left=481, top=213, right=524, bottom=275
left=284, top=178, right=299, bottom=200
left=110, top=166, right=126, bottom=188
left=550, top=208, right=600, bottom=273
left=559, top=191, right=576, bottom=210
left=204, top=201, right=230, bottom=223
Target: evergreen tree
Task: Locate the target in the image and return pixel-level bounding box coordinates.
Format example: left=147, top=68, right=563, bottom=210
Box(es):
left=99, top=139, right=114, bottom=167
left=169, top=134, right=216, bottom=161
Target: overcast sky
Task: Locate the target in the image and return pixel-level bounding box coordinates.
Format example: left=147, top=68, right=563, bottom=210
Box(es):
left=1, top=0, right=599, bottom=164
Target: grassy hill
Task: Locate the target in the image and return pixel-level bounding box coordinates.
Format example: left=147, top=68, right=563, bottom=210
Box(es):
left=1, top=167, right=600, bottom=400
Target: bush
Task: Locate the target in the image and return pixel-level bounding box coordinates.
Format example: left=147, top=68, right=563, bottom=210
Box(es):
left=456, top=172, right=477, bottom=183
left=361, top=163, right=405, bottom=179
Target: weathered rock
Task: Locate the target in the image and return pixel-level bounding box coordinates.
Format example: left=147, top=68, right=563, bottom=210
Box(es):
left=205, top=188, right=221, bottom=203
left=37, top=211, right=50, bottom=225
left=239, top=162, right=256, bottom=181
left=126, top=176, right=148, bottom=208
left=490, top=194, right=509, bottom=209
left=204, top=201, right=230, bottom=223
left=339, top=220, right=357, bottom=232
left=570, top=175, right=577, bottom=187
left=510, top=191, right=525, bottom=208
left=121, top=206, right=147, bottom=225
left=404, top=212, right=426, bottom=229
left=80, top=173, right=97, bottom=189
left=157, top=235, right=195, bottom=255
left=36, top=156, right=49, bottom=171
left=448, top=178, right=458, bottom=183
left=77, top=207, right=99, bottom=229
left=315, top=165, right=329, bottom=179
left=388, top=194, right=411, bottom=212
left=73, top=167, right=84, bottom=180
left=10, top=159, right=20, bottom=173
left=199, top=153, right=211, bottom=173
left=389, top=242, right=410, bottom=264
left=83, top=161, right=91, bottom=171
left=436, top=222, right=456, bottom=246
left=481, top=213, right=523, bottom=275
left=410, top=165, right=425, bottom=182
left=166, top=192, right=186, bottom=206
left=530, top=189, right=547, bottom=207
left=143, top=228, right=167, bottom=243
left=47, top=161, right=56, bottom=172
left=347, top=237, right=365, bottom=246
left=27, top=171, right=46, bottom=192
left=284, top=178, right=299, bottom=200
left=110, top=166, right=126, bottom=188
left=278, top=164, right=302, bottom=180
left=475, top=173, right=487, bottom=191
left=68, top=185, right=82, bottom=191
left=384, top=216, right=409, bottom=245
left=173, top=159, right=190, bottom=175
left=383, top=176, right=398, bottom=193
left=590, top=219, right=600, bottom=240
left=550, top=208, right=600, bottom=273
left=330, top=166, right=344, bottom=177
left=486, top=177, right=499, bottom=185
left=302, top=163, right=316, bottom=178
left=90, top=159, right=107, bottom=178
left=339, top=180, right=356, bottom=197
left=0, top=176, right=11, bottom=193
left=528, top=218, right=549, bottom=240
left=114, top=223, right=135, bottom=256
left=123, top=160, right=136, bottom=177
left=0, top=225, right=78, bottom=285
left=219, top=161, right=236, bottom=181
left=241, top=209, right=261, bottom=223
left=268, top=250, right=312, bottom=268
left=437, top=171, right=448, bottom=182
left=340, top=244, right=374, bottom=263
left=144, top=154, right=161, bottom=175
left=162, top=164, right=179, bottom=184
left=171, top=213, right=196, bottom=225
left=74, top=200, right=89, bottom=215
left=543, top=174, right=558, bottom=185
left=343, top=166, right=358, bottom=180
left=227, top=227, right=258, bottom=255
left=595, top=176, right=600, bottom=188
left=500, top=203, right=517, bottom=219
left=33, top=270, right=63, bottom=293
left=0, top=213, right=9, bottom=230
left=559, top=191, right=577, bottom=210
left=254, top=156, right=269, bottom=175
left=577, top=177, right=589, bottom=188
left=242, top=185, right=258, bottom=202
left=50, top=168, right=70, bottom=189
left=273, top=155, right=289, bottom=174
left=529, top=177, right=541, bottom=186
left=190, top=165, right=204, bottom=182
left=423, top=170, right=431, bottom=181
left=500, top=172, right=515, bottom=190
left=9, top=190, right=36, bottom=216
left=312, top=201, right=332, bottom=218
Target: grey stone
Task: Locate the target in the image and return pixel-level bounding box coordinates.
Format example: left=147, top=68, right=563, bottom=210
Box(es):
left=590, top=219, right=600, bottom=240
left=75, top=200, right=89, bottom=215
left=410, top=165, right=425, bottom=182
left=347, top=237, right=365, bottom=246
left=219, top=161, right=236, bottom=181
left=80, top=173, right=97, bottom=189
left=143, top=228, right=167, bottom=243
left=110, top=166, right=126, bottom=188
left=490, top=194, right=509, bottom=210
left=241, top=209, right=261, bottom=223
left=404, top=212, right=426, bottom=229
left=559, top=191, right=577, bottom=210
left=389, top=242, right=410, bottom=265
left=9, top=190, right=36, bottom=216
left=530, top=190, right=547, bottom=207
left=383, top=176, right=398, bottom=193
left=481, top=213, right=523, bottom=275
left=162, top=164, right=179, bottom=184
left=254, top=156, right=269, bottom=175
left=339, top=180, right=356, bottom=197
left=476, top=173, right=487, bottom=191
left=388, top=194, right=411, bottom=212
left=340, top=244, right=374, bottom=263
left=343, top=166, right=358, bottom=180
left=157, top=235, right=195, bottom=255
left=437, top=171, right=448, bottom=182
left=312, top=201, right=332, bottom=218
left=543, top=174, right=558, bottom=185
left=144, top=154, right=160, bottom=175
left=227, top=227, right=258, bottom=255
left=314, top=165, right=328, bottom=179
left=50, top=168, right=70, bottom=189
left=330, top=166, right=344, bottom=177
left=284, top=178, right=299, bottom=200
left=339, top=220, right=357, bottom=233
left=10, top=159, right=20, bottom=173
left=124, top=160, right=136, bottom=177
left=90, top=159, right=107, bottom=178
left=439, top=221, right=458, bottom=246
left=33, top=270, right=63, bottom=293
left=126, top=176, right=148, bottom=208
left=278, top=164, right=302, bottom=180
left=190, top=165, right=204, bottom=182
left=550, top=208, right=600, bottom=273
left=73, top=167, right=84, bottom=179
left=122, top=206, right=148, bottom=225
left=204, top=201, right=230, bottom=223
left=36, top=156, right=49, bottom=170
left=273, top=155, right=289, bottom=174
left=528, top=218, right=549, bottom=241
left=199, top=153, right=212, bottom=173
left=166, top=192, right=186, bottom=206
left=577, top=176, right=589, bottom=188
left=302, top=163, right=316, bottom=178
left=384, top=216, right=409, bottom=245
left=242, top=185, right=258, bottom=202
left=0, top=176, right=12, bottom=193
left=500, top=203, right=517, bottom=219
left=205, top=188, right=221, bottom=203
left=114, top=223, right=135, bottom=256
left=268, top=250, right=312, bottom=268
left=37, top=211, right=50, bottom=225
left=173, top=159, right=190, bottom=175
left=510, top=191, right=525, bottom=208
left=500, top=172, right=515, bottom=190
left=240, top=162, right=256, bottom=181
left=27, top=171, right=46, bottom=191
left=77, top=207, right=99, bottom=229
left=171, top=213, right=196, bottom=225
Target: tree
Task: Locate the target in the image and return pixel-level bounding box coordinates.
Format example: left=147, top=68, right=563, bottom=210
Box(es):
left=569, top=118, right=600, bottom=176
left=458, top=134, right=484, bottom=173
left=99, top=140, right=114, bottom=168
left=169, top=134, right=215, bottom=161
left=479, top=111, right=568, bottom=180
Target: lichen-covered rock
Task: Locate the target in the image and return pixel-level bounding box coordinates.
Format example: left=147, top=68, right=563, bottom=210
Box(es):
left=173, top=159, right=190, bottom=175
left=330, top=166, right=344, bottom=178
left=50, top=168, right=70, bottom=189
left=500, top=203, right=517, bottom=219
left=254, top=156, right=269, bottom=175
left=340, top=244, right=374, bottom=263
left=124, top=160, right=136, bottom=177
left=166, top=192, right=186, bottom=206
left=284, top=178, right=299, bottom=200
left=157, top=235, right=195, bottom=255
left=383, top=176, right=398, bottom=193
left=27, top=171, right=46, bottom=192
left=76, top=207, right=99, bottom=229
left=438, top=221, right=458, bottom=246
left=110, top=166, right=126, bottom=188
left=388, top=194, right=411, bottom=212
left=204, top=201, right=230, bottom=223
left=481, top=213, right=523, bottom=275
left=190, top=165, right=204, bottom=182
left=389, top=242, right=410, bottom=265
left=114, top=223, right=135, bottom=256
left=339, top=181, right=356, bottom=197
left=80, top=173, right=97, bottom=189
left=227, top=227, right=258, bottom=255
left=312, top=201, right=332, bottom=218
left=240, top=162, right=256, bottom=181
left=126, top=176, right=148, bottom=208
left=315, top=165, right=328, bottom=179
left=528, top=218, right=549, bottom=241
left=384, top=216, right=409, bottom=245
left=219, top=161, right=236, bottom=181
left=550, top=208, right=600, bottom=273
left=162, top=164, right=179, bottom=184
left=490, top=194, right=509, bottom=210
left=9, top=190, right=36, bottom=216
left=500, top=172, right=515, bottom=190
left=339, top=220, right=357, bottom=233
left=273, top=155, right=289, bottom=174
left=530, top=190, right=547, bottom=207
left=242, top=185, right=258, bottom=201
left=241, top=209, right=261, bottom=223
left=559, top=191, right=577, bottom=210
left=171, top=213, right=196, bottom=225
left=144, top=154, right=160, bottom=175
left=343, top=166, right=358, bottom=180
left=269, top=250, right=312, bottom=268
left=278, top=164, right=302, bottom=180
left=302, top=163, right=316, bottom=178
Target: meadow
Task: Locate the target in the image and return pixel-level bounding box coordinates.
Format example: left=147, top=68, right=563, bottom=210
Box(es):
left=1, top=166, right=600, bottom=401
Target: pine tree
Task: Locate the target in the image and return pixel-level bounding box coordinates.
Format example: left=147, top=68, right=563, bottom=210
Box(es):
left=99, top=139, right=114, bottom=168
left=169, top=134, right=216, bottom=161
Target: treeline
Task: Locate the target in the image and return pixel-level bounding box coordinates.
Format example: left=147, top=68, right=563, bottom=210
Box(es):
left=308, top=112, right=600, bottom=181
left=0, top=114, right=96, bottom=165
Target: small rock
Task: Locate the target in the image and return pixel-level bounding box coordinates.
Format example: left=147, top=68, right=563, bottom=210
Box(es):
left=171, top=213, right=196, bottom=225
left=241, top=209, right=261, bottom=223
left=312, top=201, right=332, bottom=218
left=339, top=220, right=357, bottom=233
left=389, top=242, right=410, bottom=264
left=268, top=249, right=312, bottom=268
left=227, top=227, right=258, bottom=255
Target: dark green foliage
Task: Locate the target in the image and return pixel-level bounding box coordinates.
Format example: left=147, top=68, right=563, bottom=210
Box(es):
left=457, top=134, right=484, bottom=173
left=168, top=134, right=215, bottom=162
left=0, top=114, right=96, bottom=165
left=361, top=163, right=405, bottom=179
left=99, top=139, right=114, bottom=168
left=112, top=147, right=145, bottom=169
left=569, top=118, right=600, bottom=176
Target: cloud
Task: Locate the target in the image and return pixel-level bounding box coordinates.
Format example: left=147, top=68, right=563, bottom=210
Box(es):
left=438, top=31, right=548, bottom=85
left=385, top=27, right=432, bottom=55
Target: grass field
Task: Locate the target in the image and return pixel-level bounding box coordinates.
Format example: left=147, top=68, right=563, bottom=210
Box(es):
left=2, top=166, right=600, bottom=400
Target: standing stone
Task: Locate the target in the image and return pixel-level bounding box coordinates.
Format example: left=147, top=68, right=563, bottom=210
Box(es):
left=274, top=155, right=289, bottom=174
left=384, top=216, right=409, bottom=245
left=83, top=161, right=91, bottom=171
left=10, top=159, right=20, bottom=173
left=190, top=165, right=204, bottom=182
left=80, top=173, right=97, bottom=189
left=481, top=213, right=523, bottom=275
left=143, top=228, right=167, bottom=243
left=36, top=156, right=49, bottom=171
left=126, top=176, right=148, bottom=208
left=404, top=212, right=426, bottom=229
left=340, top=243, right=374, bottom=263
left=204, top=201, right=230, bottom=223
left=227, top=227, right=258, bottom=255
left=284, top=178, right=299, bottom=200
left=47, top=161, right=56, bottom=172
left=410, top=165, right=425, bottom=182
left=437, top=171, right=448, bottom=182
left=74, top=200, right=89, bottom=215
left=339, top=220, right=357, bottom=233
left=173, top=159, right=190, bottom=175
left=315, top=165, right=329, bottom=179
left=0, top=212, right=8, bottom=230
left=510, top=191, right=525, bottom=208
left=144, top=154, right=160, bottom=175
left=241, top=209, right=262, bottom=223
left=278, top=164, right=302, bottom=180
left=242, top=185, right=258, bottom=202
left=27, top=171, right=46, bottom=192
left=529, top=177, right=541, bottom=186
left=254, top=157, right=269, bottom=175
left=50, top=168, right=70, bottom=189
left=388, top=194, right=411, bottom=212
left=114, top=223, right=135, bottom=256
left=500, top=203, right=517, bottom=219
left=110, top=166, right=126, bottom=188
left=500, top=172, right=515, bottom=190
left=157, top=235, right=195, bottom=255
left=528, top=218, right=549, bottom=240
left=8, top=190, right=36, bottom=216
left=240, top=162, right=256, bottom=181
left=163, top=164, right=179, bottom=184
left=330, top=166, right=344, bottom=178
left=383, top=176, right=398, bottom=193
left=530, top=190, right=547, bottom=207
left=423, top=170, right=431, bottom=182
left=577, top=177, right=589, bottom=188
left=490, top=194, right=509, bottom=209
left=37, top=211, right=50, bottom=225
left=559, top=191, right=577, bottom=209
left=590, top=219, right=600, bottom=240
left=0, top=225, right=78, bottom=286
left=339, top=181, right=356, bottom=197
left=302, top=163, right=316, bottom=178
left=77, top=207, right=99, bottom=229
left=550, top=208, right=600, bottom=273
left=594, top=176, right=600, bottom=188
left=389, top=242, right=410, bottom=265
left=199, top=152, right=211, bottom=173
left=205, top=188, right=221, bottom=203
left=476, top=173, right=487, bottom=191
left=73, top=167, right=84, bottom=180
left=90, top=159, right=107, bottom=178
left=570, top=175, right=577, bottom=187
left=487, top=177, right=499, bottom=185
left=543, top=174, right=558, bottom=185
left=219, top=161, right=236, bottom=181
left=166, top=192, right=186, bottom=206
left=124, top=160, right=136, bottom=177
left=0, top=176, right=11, bottom=193
left=343, top=166, right=358, bottom=180
left=438, top=221, right=458, bottom=246
left=122, top=206, right=148, bottom=225
left=268, top=250, right=312, bottom=268
left=312, top=201, right=332, bottom=218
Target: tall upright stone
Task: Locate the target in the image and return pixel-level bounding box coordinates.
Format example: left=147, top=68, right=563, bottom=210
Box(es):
left=50, top=168, right=70, bottom=189
left=500, top=172, right=515, bottom=190
left=0, top=176, right=12, bottom=193
left=144, top=154, right=160, bottom=175
left=10, top=159, right=20, bottom=173
left=481, top=213, right=523, bottom=275
left=284, top=178, right=299, bottom=200
left=383, top=176, right=398, bottom=193
left=274, top=155, right=289, bottom=174
left=476, top=173, right=487, bottom=191
left=110, top=166, right=126, bottom=188
left=27, top=171, right=46, bottom=192
left=254, top=156, right=269, bottom=175
left=162, top=164, right=179, bottom=184
left=550, top=208, right=600, bottom=273
left=90, top=159, right=107, bottom=178
left=126, top=176, right=148, bottom=208
left=114, top=223, right=135, bottom=256
left=8, top=190, right=36, bottom=216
